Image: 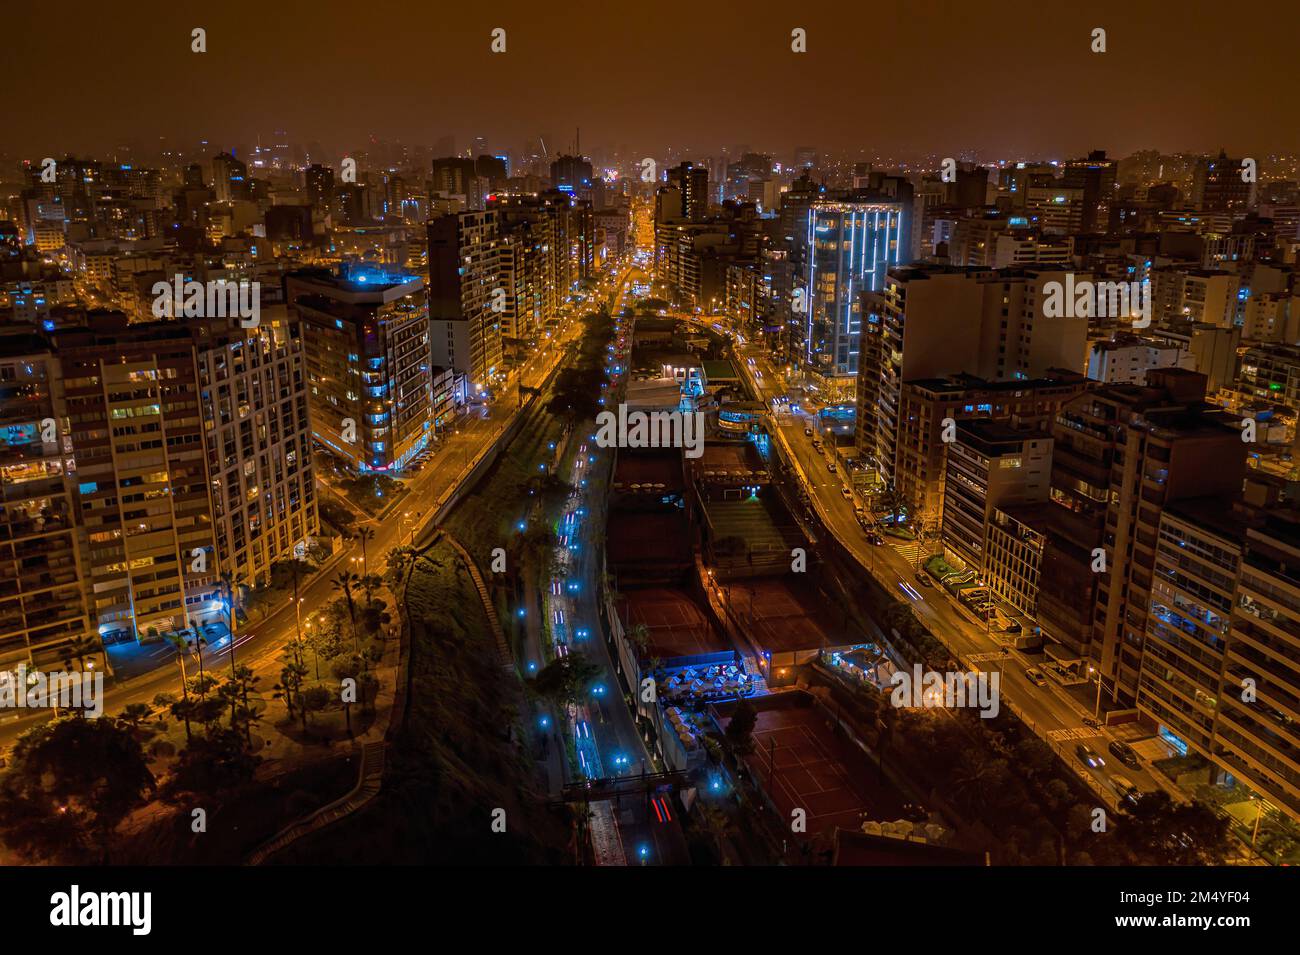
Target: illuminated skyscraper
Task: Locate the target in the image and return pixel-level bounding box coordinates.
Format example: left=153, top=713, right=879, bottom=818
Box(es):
left=803, top=197, right=904, bottom=390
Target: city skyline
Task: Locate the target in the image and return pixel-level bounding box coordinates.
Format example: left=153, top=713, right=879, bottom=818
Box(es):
left=2, top=4, right=1298, bottom=924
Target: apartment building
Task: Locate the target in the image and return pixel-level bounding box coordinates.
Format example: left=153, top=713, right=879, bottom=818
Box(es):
left=1140, top=500, right=1300, bottom=822
left=857, top=264, right=1087, bottom=489
left=51, top=317, right=220, bottom=645
left=940, top=420, right=1052, bottom=572
left=427, top=210, right=506, bottom=394
left=886, top=371, right=1091, bottom=526
left=289, top=263, right=433, bottom=471
left=195, top=316, right=319, bottom=588
left=0, top=330, right=96, bottom=672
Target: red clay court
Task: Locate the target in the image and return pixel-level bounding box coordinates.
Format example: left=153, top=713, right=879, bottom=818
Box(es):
left=621, top=587, right=728, bottom=659
left=738, top=703, right=896, bottom=837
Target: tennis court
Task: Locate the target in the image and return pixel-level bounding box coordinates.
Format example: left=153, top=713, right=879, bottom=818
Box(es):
left=739, top=704, right=880, bottom=836
left=622, top=587, right=727, bottom=658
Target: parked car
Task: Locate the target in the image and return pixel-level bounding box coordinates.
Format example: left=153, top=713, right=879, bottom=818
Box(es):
left=827, top=462, right=837, bottom=473
left=914, top=573, right=933, bottom=588
left=1075, top=743, right=1105, bottom=769
left=1025, top=668, right=1048, bottom=687
left=804, top=427, right=814, bottom=437
left=1108, top=739, right=1139, bottom=768
left=840, top=486, right=852, bottom=499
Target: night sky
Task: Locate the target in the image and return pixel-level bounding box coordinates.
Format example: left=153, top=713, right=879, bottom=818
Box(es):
left=7, top=0, right=1297, bottom=159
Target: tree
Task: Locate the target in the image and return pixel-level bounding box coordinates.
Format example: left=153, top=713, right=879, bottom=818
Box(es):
left=530, top=654, right=602, bottom=711
left=274, top=662, right=307, bottom=726
left=162, top=728, right=261, bottom=802
left=724, top=700, right=758, bottom=756
left=300, top=685, right=331, bottom=730
left=383, top=546, right=416, bottom=591
left=698, top=803, right=735, bottom=864
left=333, top=658, right=363, bottom=736
left=0, top=717, right=154, bottom=863
left=878, top=483, right=906, bottom=531
left=218, top=571, right=247, bottom=676
left=626, top=623, right=650, bottom=657
left=332, top=570, right=361, bottom=652
left=59, top=633, right=101, bottom=674
left=356, top=526, right=375, bottom=578
left=1116, top=791, right=1233, bottom=865
left=117, top=703, right=156, bottom=744
left=164, top=630, right=196, bottom=742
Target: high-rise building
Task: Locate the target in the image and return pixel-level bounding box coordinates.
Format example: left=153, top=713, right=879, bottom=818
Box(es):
left=1150, top=265, right=1240, bottom=328
left=886, top=371, right=1092, bottom=529
left=667, top=162, right=709, bottom=221
left=1063, top=150, right=1118, bottom=232
left=212, top=151, right=249, bottom=202
left=51, top=318, right=221, bottom=646
left=195, top=313, right=319, bottom=588
left=1086, top=370, right=1243, bottom=695
left=940, top=421, right=1053, bottom=572
left=288, top=263, right=434, bottom=471
left=803, top=197, right=905, bottom=389
left=427, top=210, right=506, bottom=396
left=305, top=163, right=335, bottom=209
left=857, top=264, right=1089, bottom=488
left=0, top=329, right=97, bottom=672
left=1192, top=150, right=1254, bottom=215
left=549, top=154, right=594, bottom=201
left=430, top=157, right=486, bottom=210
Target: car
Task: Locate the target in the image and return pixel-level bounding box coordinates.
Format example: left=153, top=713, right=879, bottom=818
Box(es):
left=827, top=462, right=837, bottom=473
left=914, top=573, right=933, bottom=588
left=1108, top=739, right=1140, bottom=768
left=1003, top=620, right=1022, bottom=634
left=840, top=486, right=852, bottom=499
left=1075, top=743, right=1105, bottom=769
left=1025, top=668, right=1048, bottom=687
left=867, top=533, right=885, bottom=546
left=1111, top=774, right=1141, bottom=806
left=804, top=427, right=814, bottom=437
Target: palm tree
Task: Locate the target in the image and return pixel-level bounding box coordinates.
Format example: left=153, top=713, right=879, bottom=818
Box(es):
left=626, top=622, right=650, bottom=658
left=356, top=526, right=375, bottom=578
left=60, top=634, right=100, bottom=674
left=698, top=804, right=736, bottom=864
left=383, top=546, right=415, bottom=591
left=218, top=571, right=246, bottom=676
left=332, top=570, right=360, bottom=652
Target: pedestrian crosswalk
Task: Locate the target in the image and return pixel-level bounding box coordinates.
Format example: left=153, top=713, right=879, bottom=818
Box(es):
left=1047, top=726, right=1103, bottom=743
left=889, top=538, right=935, bottom=566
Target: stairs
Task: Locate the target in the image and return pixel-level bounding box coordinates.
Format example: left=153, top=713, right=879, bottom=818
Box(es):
left=245, top=740, right=386, bottom=865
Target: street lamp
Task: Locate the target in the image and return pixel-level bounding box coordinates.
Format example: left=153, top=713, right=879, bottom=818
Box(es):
left=1088, top=664, right=1106, bottom=720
